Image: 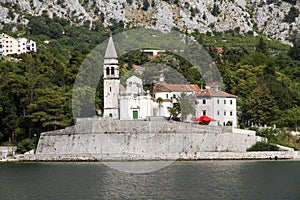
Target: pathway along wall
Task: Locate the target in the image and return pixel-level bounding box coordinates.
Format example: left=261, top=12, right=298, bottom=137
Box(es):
left=33, top=118, right=262, bottom=161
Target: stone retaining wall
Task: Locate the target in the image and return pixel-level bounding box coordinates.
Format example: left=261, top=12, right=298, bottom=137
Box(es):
left=33, top=118, right=264, bottom=161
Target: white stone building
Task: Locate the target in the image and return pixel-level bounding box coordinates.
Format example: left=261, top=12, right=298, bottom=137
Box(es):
left=152, top=75, right=201, bottom=118
left=18, top=38, right=37, bottom=54
left=0, top=33, right=37, bottom=56
left=195, top=85, right=237, bottom=127
left=0, top=33, right=18, bottom=55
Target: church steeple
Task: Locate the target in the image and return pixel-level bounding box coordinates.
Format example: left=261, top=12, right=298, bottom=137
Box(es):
left=103, top=36, right=120, bottom=119
left=104, top=36, right=118, bottom=59
left=104, top=36, right=119, bottom=79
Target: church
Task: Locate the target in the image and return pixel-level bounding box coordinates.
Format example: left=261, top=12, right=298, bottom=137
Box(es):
left=102, top=36, right=237, bottom=127
left=102, top=36, right=153, bottom=120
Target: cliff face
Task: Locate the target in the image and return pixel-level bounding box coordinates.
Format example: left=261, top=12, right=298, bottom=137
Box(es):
left=0, top=0, right=299, bottom=42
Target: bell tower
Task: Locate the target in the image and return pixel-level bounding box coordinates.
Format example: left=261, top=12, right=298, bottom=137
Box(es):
left=103, top=36, right=120, bottom=119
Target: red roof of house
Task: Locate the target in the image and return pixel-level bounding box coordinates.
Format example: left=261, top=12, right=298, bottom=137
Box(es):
left=215, top=47, right=224, bottom=54
left=195, top=89, right=236, bottom=98
left=153, top=83, right=201, bottom=93
left=150, top=53, right=168, bottom=60
left=132, top=64, right=143, bottom=69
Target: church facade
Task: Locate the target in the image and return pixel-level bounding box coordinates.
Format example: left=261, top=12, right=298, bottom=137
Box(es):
left=119, top=75, right=152, bottom=120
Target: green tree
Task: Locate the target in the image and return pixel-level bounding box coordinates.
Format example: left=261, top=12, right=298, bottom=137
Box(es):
left=27, top=86, right=72, bottom=131
left=211, top=4, right=220, bottom=17
left=72, top=86, right=96, bottom=118
left=289, top=39, right=300, bottom=61
left=142, top=0, right=150, bottom=11
left=244, top=85, right=279, bottom=126
left=17, top=138, right=35, bottom=154
left=167, top=106, right=180, bottom=120
left=257, top=37, right=268, bottom=54
left=284, top=107, right=300, bottom=131
left=178, top=92, right=196, bottom=121
left=284, top=7, right=300, bottom=23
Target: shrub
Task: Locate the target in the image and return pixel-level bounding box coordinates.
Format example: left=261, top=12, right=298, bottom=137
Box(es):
left=17, top=138, right=35, bottom=154
left=284, top=7, right=299, bottom=23
left=247, top=141, right=279, bottom=151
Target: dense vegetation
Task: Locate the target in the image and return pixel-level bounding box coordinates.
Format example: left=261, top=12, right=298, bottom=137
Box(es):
left=247, top=141, right=279, bottom=151
left=0, top=13, right=300, bottom=150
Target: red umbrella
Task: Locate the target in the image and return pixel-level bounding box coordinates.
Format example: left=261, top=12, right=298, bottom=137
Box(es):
left=193, top=116, right=216, bottom=123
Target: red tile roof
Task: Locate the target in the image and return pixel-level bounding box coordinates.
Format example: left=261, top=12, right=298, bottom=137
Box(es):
left=153, top=83, right=201, bottom=93
left=195, top=89, right=236, bottom=98
left=215, top=47, right=224, bottom=54
left=150, top=53, right=168, bottom=60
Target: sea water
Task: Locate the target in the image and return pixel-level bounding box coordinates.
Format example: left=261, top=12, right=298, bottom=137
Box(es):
left=0, top=161, right=299, bottom=200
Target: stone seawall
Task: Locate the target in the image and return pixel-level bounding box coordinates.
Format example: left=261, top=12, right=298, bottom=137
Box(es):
left=21, top=151, right=300, bottom=161
left=32, top=118, right=264, bottom=161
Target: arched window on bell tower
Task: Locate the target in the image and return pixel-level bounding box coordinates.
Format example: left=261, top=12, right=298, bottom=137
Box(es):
left=106, top=67, right=110, bottom=75
left=111, top=67, right=115, bottom=75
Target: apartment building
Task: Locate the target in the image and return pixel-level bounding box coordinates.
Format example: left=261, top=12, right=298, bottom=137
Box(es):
left=0, top=33, right=37, bottom=55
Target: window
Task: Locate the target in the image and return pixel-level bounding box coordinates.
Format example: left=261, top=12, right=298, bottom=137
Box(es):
left=224, top=100, right=226, bottom=104
left=173, top=94, right=176, bottom=98
left=217, top=110, right=220, bottom=116
left=202, top=110, right=206, bottom=116
left=230, top=100, right=233, bottom=105
left=203, top=99, right=206, bottom=104
left=230, top=111, right=233, bottom=116
left=166, top=94, right=168, bottom=98
left=111, top=67, right=114, bottom=75
left=217, top=99, right=219, bottom=104
left=109, top=113, right=113, bottom=118
left=109, top=87, right=111, bottom=92
left=224, top=111, right=226, bottom=116
left=106, top=67, right=110, bottom=75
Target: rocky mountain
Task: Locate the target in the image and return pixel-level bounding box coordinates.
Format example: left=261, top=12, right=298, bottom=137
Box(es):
left=0, top=0, right=299, bottom=43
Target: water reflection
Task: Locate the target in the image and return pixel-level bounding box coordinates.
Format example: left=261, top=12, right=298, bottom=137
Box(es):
left=0, top=161, right=300, bottom=200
